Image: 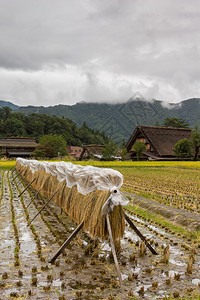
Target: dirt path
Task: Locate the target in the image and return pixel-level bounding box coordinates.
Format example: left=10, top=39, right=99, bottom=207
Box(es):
left=0, top=170, right=200, bottom=299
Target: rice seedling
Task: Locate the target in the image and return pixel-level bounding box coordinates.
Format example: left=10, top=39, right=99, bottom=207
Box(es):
left=2, top=272, right=8, bottom=280
left=31, top=277, right=37, bottom=286
left=43, top=285, right=51, bottom=292
left=185, top=254, right=194, bottom=275
left=139, top=240, right=146, bottom=257
left=18, top=270, right=23, bottom=277
left=165, top=276, right=172, bottom=285
left=160, top=245, right=170, bottom=264
left=16, top=280, right=22, bottom=287
left=138, top=286, right=145, bottom=296
left=152, top=281, right=158, bottom=289
left=128, top=289, right=134, bottom=297
left=174, top=273, right=181, bottom=280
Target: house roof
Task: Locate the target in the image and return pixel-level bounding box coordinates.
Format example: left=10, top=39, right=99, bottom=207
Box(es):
left=0, top=137, right=38, bottom=148
left=127, top=125, right=191, bottom=156
left=7, top=151, right=34, bottom=156
left=80, top=144, right=105, bottom=160
left=83, top=144, right=104, bottom=154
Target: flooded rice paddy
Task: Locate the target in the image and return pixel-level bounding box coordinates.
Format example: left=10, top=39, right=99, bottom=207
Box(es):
left=0, top=169, right=200, bottom=299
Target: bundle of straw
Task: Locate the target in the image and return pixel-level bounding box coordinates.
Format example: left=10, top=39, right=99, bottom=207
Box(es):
left=15, top=160, right=125, bottom=246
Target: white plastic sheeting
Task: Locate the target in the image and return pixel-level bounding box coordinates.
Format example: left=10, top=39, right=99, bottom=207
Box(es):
left=16, top=158, right=129, bottom=213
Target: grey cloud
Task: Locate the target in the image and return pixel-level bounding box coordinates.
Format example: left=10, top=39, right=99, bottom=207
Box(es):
left=0, top=0, right=200, bottom=105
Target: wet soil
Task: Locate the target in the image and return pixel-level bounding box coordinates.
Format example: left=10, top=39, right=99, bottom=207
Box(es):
left=124, top=192, right=200, bottom=231
left=0, top=170, right=200, bottom=299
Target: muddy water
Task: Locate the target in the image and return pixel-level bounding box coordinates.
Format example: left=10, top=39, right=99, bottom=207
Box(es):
left=0, top=170, right=199, bottom=299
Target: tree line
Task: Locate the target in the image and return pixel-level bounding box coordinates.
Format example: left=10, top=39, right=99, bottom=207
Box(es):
left=0, top=107, right=109, bottom=146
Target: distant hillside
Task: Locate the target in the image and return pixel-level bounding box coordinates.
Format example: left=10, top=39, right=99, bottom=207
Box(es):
left=1, top=97, right=200, bottom=143
left=0, top=100, right=19, bottom=110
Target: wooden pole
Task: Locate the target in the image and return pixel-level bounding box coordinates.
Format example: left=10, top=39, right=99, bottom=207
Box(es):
left=28, top=189, right=58, bottom=226
left=12, top=169, right=32, bottom=182
left=49, top=221, right=84, bottom=263
left=124, top=212, right=158, bottom=255
left=106, top=214, right=123, bottom=287
left=18, top=178, right=36, bottom=197
left=26, top=187, right=42, bottom=208
left=12, top=169, right=23, bottom=181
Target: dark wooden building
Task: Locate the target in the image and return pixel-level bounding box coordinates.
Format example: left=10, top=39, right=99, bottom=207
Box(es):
left=79, top=145, right=105, bottom=160
left=0, top=137, right=38, bottom=158
left=126, top=125, right=191, bottom=160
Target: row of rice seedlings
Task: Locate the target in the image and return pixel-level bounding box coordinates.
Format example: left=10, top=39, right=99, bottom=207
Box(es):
left=120, top=166, right=200, bottom=213
left=27, top=186, right=69, bottom=232
left=0, top=171, right=4, bottom=203
left=30, top=196, right=66, bottom=248
left=125, top=205, right=200, bottom=243
left=11, top=172, right=45, bottom=262
left=7, top=171, right=20, bottom=266
left=123, top=182, right=200, bottom=214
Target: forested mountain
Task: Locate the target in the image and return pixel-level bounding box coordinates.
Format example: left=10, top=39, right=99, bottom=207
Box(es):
left=1, top=97, right=200, bottom=143
left=0, top=100, right=19, bottom=110
left=0, top=107, right=109, bottom=146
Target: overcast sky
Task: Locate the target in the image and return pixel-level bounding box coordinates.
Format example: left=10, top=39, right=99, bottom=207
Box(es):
left=0, top=0, right=200, bottom=106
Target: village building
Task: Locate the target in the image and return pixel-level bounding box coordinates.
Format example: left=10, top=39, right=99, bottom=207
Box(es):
left=0, top=137, right=38, bottom=158
left=79, top=144, right=105, bottom=160
left=66, top=146, right=83, bottom=159
left=126, top=125, right=191, bottom=160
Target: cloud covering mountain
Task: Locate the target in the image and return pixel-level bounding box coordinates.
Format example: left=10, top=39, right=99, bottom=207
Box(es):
left=1, top=97, right=200, bottom=143
left=0, top=0, right=200, bottom=106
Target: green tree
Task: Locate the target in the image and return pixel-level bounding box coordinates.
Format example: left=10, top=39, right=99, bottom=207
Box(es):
left=4, top=117, right=26, bottom=136
left=173, top=138, right=191, bottom=159
left=163, top=117, right=189, bottom=128
left=154, top=121, right=160, bottom=126
left=0, top=107, right=12, bottom=121
left=102, top=142, right=117, bottom=161
left=133, top=141, right=146, bottom=161
left=32, top=143, right=55, bottom=158
left=37, top=134, right=67, bottom=158
left=118, top=146, right=128, bottom=161
left=190, top=126, right=200, bottom=161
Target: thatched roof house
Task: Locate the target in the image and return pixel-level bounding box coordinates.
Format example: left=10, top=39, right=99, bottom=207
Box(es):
left=0, top=137, right=38, bottom=158
left=79, top=144, right=105, bottom=160
left=126, top=125, right=191, bottom=160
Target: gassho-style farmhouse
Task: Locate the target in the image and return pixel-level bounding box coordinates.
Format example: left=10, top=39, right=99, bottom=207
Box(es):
left=126, top=125, right=191, bottom=160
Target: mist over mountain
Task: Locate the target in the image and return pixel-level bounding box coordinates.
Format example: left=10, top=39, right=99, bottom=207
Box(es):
left=1, top=97, right=200, bottom=143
